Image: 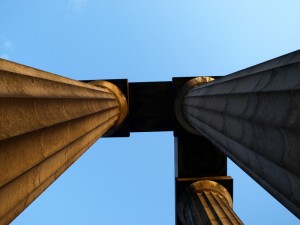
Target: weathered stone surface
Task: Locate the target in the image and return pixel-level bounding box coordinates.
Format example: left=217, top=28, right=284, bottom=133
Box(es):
left=0, top=59, right=128, bottom=224
left=176, top=50, right=300, bottom=218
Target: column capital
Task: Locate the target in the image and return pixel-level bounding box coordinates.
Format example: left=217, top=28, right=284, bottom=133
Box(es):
left=174, top=77, right=214, bottom=135
left=177, top=180, right=242, bottom=225
left=89, top=80, right=128, bottom=136
left=190, top=180, right=233, bottom=207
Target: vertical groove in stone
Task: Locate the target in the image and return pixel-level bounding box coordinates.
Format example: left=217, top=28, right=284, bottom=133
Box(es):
left=176, top=51, right=300, bottom=218
left=0, top=107, right=119, bottom=188
left=211, top=192, right=236, bottom=223
left=177, top=180, right=243, bottom=225
left=200, top=192, right=222, bottom=224
left=0, top=59, right=128, bottom=224
left=204, top=192, right=226, bottom=224
left=0, top=84, right=118, bottom=140
left=190, top=196, right=204, bottom=225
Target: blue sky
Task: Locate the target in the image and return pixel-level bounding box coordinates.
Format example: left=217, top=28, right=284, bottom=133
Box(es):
left=1, top=1, right=300, bottom=224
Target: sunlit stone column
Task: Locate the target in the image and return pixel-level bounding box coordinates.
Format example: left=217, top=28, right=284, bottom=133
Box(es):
left=175, top=50, right=300, bottom=218
left=0, top=59, right=128, bottom=224
left=177, top=180, right=243, bottom=225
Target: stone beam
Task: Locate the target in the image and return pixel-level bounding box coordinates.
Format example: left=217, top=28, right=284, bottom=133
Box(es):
left=0, top=59, right=128, bottom=224
left=175, top=50, right=300, bottom=218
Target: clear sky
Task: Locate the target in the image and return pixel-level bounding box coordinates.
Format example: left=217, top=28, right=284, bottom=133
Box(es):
left=1, top=1, right=300, bottom=224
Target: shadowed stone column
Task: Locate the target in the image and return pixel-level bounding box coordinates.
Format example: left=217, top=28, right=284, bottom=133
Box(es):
left=0, top=59, right=128, bottom=224
left=175, top=50, right=300, bottom=218
left=177, top=180, right=243, bottom=225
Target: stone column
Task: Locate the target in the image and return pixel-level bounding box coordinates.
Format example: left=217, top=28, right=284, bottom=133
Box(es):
left=0, top=59, right=128, bottom=224
left=175, top=50, right=300, bottom=218
left=177, top=180, right=243, bottom=225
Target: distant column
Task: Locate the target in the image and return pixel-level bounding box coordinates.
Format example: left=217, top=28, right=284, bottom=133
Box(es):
left=177, top=180, right=243, bottom=225
left=0, top=59, right=128, bottom=224
left=175, top=50, right=300, bottom=218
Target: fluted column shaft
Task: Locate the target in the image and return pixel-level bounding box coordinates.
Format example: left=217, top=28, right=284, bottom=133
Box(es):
left=0, top=59, right=128, bottom=224
left=177, top=180, right=243, bottom=225
left=175, top=50, right=300, bottom=218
